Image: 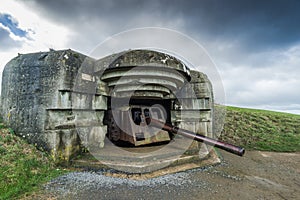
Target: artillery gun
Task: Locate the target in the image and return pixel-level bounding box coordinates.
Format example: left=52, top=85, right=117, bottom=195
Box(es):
left=106, top=105, right=245, bottom=156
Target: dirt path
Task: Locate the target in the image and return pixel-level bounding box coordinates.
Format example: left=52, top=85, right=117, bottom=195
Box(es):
left=193, top=150, right=300, bottom=200
left=31, top=150, right=300, bottom=200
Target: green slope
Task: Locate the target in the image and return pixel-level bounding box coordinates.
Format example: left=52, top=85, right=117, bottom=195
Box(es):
left=0, top=123, right=66, bottom=200
left=219, top=106, right=300, bottom=152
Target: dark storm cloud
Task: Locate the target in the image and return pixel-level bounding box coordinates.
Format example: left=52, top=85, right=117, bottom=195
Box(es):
left=24, top=0, right=300, bottom=52
left=176, top=0, right=300, bottom=51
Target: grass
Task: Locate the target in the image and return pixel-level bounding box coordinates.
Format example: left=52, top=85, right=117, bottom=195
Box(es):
left=219, top=106, right=300, bottom=152
left=0, top=123, right=67, bottom=200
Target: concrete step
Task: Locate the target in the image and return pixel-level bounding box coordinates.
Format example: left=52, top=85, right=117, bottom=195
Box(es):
left=71, top=141, right=220, bottom=174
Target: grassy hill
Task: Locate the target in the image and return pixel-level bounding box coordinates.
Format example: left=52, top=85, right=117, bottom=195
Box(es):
left=220, top=106, right=300, bottom=152
left=0, top=106, right=299, bottom=199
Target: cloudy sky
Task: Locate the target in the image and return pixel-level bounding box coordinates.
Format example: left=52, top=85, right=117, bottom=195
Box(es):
left=1, top=0, right=300, bottom=114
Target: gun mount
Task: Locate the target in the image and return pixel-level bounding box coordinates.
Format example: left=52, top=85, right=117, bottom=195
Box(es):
left=106, top=104, right=245, bottom=156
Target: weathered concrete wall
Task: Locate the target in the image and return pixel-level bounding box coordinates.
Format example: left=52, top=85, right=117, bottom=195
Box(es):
left=1, top=49, right=214, bottom=163
left=171, top=70, right=214, bottom=157
left=1, top=50, right=87, bottom=149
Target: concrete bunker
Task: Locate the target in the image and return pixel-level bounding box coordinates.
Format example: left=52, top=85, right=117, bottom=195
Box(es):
left=1, top=49, right=216, bottom=172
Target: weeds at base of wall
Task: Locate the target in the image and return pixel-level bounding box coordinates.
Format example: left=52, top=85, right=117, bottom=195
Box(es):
left=0, top=122, right=68, bottom=200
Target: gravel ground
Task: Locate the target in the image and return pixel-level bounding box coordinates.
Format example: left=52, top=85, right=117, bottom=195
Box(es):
left=39, top=150, right=300, bottom=200
left=44, top=170, right=206, bottom=200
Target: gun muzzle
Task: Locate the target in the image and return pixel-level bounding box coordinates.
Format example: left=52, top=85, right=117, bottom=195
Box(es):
left=146, top=117, right=245, bottom=157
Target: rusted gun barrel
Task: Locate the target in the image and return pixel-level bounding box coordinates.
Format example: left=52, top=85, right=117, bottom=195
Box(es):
left=146, top=117, right=245, bottom=156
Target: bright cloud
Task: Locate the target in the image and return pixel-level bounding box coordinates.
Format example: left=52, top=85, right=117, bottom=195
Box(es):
left=0, top=0, right=71, bottom=87
left=217, top=43, right=300, bottom=114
